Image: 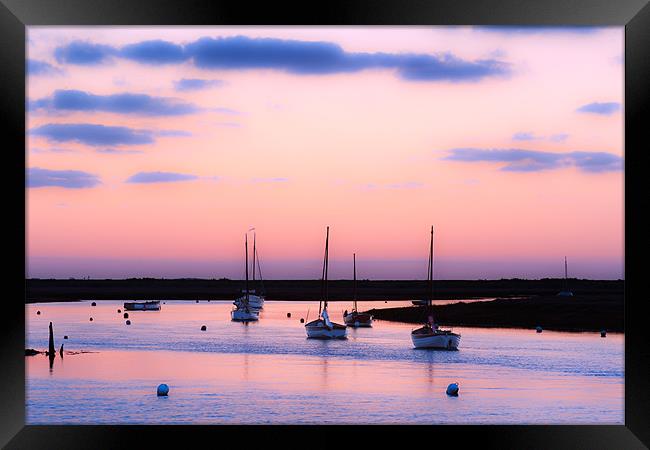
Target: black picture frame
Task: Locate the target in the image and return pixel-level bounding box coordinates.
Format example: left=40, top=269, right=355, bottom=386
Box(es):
left=2, top=0, right=648, bottom=448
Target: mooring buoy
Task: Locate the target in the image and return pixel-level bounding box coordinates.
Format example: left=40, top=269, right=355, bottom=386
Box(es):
left=157, top=384, right=169, bottom=396
left=201, top=325, right=207, bottom=331
left=91, top=302, right=96, bottom=306
left=287, top=312, right=292, bottom=318
left=601, top=329, right=607, bottom=338
left=117, top=309, right=121, bottom=313
left=123, top=313, right=129, bottom=319
left=446, top=383, right=459, bottom=396
left=536, top=326, right=543, bottom=333
left=89, top=317, right=93, bottom=322
left=36, top=311, right=41, bottom=315
left=300, top=318, right=305, bottom=323
left=196, top=300, right=199, bottom=303
left=64, top=335, right=68, bottom=340
left=125, top=320, right=131, bottom=325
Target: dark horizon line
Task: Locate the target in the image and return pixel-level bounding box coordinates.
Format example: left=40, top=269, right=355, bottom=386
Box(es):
left=26, top=276, right=624, bottom=281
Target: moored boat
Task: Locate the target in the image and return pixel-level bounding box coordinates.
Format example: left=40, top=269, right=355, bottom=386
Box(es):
left=123, top=300, right=161, bottom=311
left=233, top=231, right=266, bottom=310
left=343, top=253, right=373, bottom=327
left=231, top=233, right=259, bottom=322
left=410, top=226, right=461, bottom=350
left=305, top=226, right=347, bottom=339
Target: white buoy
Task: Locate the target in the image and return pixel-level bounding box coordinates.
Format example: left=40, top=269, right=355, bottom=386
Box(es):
left=446, top=383, right=459, bottom=396
left=157, top=384, right=169, bottom=396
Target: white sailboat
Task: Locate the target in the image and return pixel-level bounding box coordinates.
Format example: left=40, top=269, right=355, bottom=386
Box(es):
left=557, top=256, right=574, bottom=297
left=231, top=233, right=259, bottom=322
left=410, top=226, right=461, bottom=350
left=343, top=253, right=373, bottom=327
left=234, top=231, right=265, bottom=310
left=305, top=227, right=347, bottom=339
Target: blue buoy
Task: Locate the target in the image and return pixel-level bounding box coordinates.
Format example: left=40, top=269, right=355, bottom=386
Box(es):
left=446, top=383, right=459, bottom=396
left=157, top=384, right=169, bottom=396
left=536, top=326, right=543, bottom=333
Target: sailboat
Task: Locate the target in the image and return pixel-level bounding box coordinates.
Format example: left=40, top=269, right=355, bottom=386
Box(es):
left=343, top=253, right=373, bottom=327
left=305, top=227, right=347, bottom=339
left=410, top=226, right=461, bottom=350
left=231, top=233, right=260, bottom=322
left=557, top=256, right=574, bottom=297
left=234, top=231, right=265, bottom=310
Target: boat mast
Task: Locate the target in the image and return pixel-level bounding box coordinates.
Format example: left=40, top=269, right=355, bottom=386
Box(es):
left=252, top=233, right=256, bottom=283
left=564, top=256, right=568, bottom=291
left=319, top=227, right=328, bottom=317
left=427, top=225, right=433, bottom=306
left=324, top=226, right=330, bottom=313
left=245, top=233, right=249, bottom=305
left=353, top=253, right=357, bottom=312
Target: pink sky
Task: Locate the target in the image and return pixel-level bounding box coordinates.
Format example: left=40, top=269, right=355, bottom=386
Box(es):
left=26, top=27, right=624, bottom=279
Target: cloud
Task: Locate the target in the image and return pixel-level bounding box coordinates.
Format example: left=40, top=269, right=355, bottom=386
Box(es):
left=120, top=40, right=186, bottom=65
left=212, top=107, right=240, bottom=115
left=576, top=102, right=621, bottom=115
left=443, top=148, right=623, bottom=173
left=27, top=59, right=62, bottom=76
left=27, top=167, right=101, bottom=188
left=31, top=90, right=200, bottom=116
left=512, top=132, right=569, bottom=142
left=174, top=78, right=225, bottom=91
left=386, top=181, right=423, bottom=189
left=31, top=123, right=155, bottom=147
left=126, top=171, right=199, bottom=183
left=54, top=41, right=115, bottom=65
left=54, top=36, right=510, bottom=82
left=252, top=177, right=289, bottom=183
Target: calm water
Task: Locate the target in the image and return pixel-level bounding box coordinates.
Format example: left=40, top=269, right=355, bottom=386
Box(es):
left=26, top=300, right=624, bottom=424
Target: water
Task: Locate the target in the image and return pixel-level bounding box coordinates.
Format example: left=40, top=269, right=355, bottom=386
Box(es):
left=26, top=300, right=623, bottom=424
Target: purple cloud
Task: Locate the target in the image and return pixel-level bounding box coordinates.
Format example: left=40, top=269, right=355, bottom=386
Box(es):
left=27, top=167, right=101, bottom=188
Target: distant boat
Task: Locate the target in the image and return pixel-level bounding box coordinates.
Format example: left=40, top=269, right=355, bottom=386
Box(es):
left=557, top=256, right=574, bottom=297
left=123, top=300, right=161, bottom=311
left=410, top=226, right=461, bottom=350
left=234, top=231, right=265, bottom=310
left=343, top=253, right=373, bottom=327
left=305, top=227, right=347, bottom=339
left=411, top=299, right=428, bottom=306
left=231, top=233, right=259, bottom=322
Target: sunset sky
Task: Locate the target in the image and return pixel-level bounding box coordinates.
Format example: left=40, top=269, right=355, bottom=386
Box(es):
left=26, top=27, right=624, bottom=280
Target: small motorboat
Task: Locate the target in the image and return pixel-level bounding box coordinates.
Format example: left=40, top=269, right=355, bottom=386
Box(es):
left=343, top=253, right=372, bottom=327
left=410, top=226, right=461, bottom=350
left=123, top=300, right=161, bottom=311
left=305, top=227, right=347, bottom=339
left=231, top=232, right=259, bottom=322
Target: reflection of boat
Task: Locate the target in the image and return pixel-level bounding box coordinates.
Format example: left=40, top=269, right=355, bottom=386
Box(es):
left=234, top=232, right=265, bottom=310
left=306, top=227, right=347, bottom=339
left=410, top=226, right=461, bottom=350
left=231, top=233, right=259, bottom=322
left=343, top=253, right=373, bottom=327
left=123, top=300, right=161, bottom=311
left=557, top=256, right=574, bottom=297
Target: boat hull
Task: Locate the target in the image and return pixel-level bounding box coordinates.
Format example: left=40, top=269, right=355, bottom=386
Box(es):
left=411, top=331, right=461, bottom=350
left=343, top=312, right=373, bottom=327
left=305, top=319, right=347, bottom=339
left=231, top=309, right=259, bottom=321
left=123, top=301, right=161, bottom=311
